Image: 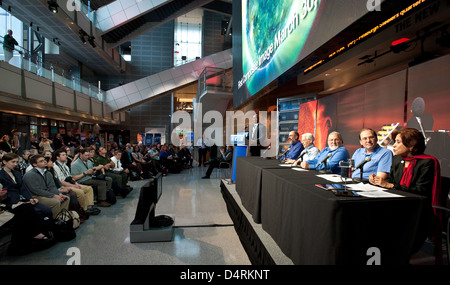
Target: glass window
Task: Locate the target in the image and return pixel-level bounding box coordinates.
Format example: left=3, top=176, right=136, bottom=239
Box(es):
left=174, top=10, right=203, bottom=67
left=30, top=125, right=38, bottom=136
left=30, top=116, right=38, bottom=125
left=17, top=115, right=28, bottom=125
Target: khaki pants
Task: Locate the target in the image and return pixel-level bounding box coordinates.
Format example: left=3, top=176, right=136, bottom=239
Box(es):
left=65, top=185, right=94, bottom=210
left=34, top=195, right=70, bottom=219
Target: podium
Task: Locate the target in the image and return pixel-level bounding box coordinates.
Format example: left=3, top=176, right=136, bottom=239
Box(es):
left=232, top=145, right=248, bottom=182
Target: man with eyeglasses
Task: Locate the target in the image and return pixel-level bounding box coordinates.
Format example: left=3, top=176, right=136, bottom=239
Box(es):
left=351, top=128, right=392, bottom=181
left=23, top=154, right=70, bottom=219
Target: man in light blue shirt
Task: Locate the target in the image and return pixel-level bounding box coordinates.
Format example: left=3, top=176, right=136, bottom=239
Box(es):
left=300, top=131, right=350, bottom=175
left=293, top=133, right=320, bottom=165
left=280, top=131, right=304, bottom=163
left=351, top=128, right=392, bottom=181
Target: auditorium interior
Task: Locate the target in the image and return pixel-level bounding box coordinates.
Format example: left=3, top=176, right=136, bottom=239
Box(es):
left=0, top=0, right=449, bottom=269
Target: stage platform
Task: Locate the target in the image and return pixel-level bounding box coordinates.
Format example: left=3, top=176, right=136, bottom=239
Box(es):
left=220, top=180, right=294, bottom=265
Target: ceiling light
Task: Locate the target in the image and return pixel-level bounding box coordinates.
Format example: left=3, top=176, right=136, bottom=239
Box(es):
left=48, top=0, right=59, bottom=14
left=390, top=38, right=410, bottom=53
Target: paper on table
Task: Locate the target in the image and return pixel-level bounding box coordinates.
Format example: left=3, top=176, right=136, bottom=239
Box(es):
left=346, top=183, right=384, bottom=192
left=316, top=174, right=352, bottom=182
left=356, top=191, right=404, bottom=198
left=291, top=167, right=308, bottom=172
left=278, top=164, right=294, bottom=167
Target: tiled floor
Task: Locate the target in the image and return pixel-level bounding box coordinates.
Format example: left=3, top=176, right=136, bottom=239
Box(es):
left=0, top=165, right=251, bottom=265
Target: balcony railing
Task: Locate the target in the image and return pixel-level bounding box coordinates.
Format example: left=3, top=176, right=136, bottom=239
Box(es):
left=1, top=36, right=105, bottom=101
left=197, top=66, right=232, bottom=96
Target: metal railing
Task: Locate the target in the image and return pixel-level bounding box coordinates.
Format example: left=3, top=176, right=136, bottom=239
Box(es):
left=1, top=36, right=105, bottom=101
left=197, top=66, right=232, bottom=96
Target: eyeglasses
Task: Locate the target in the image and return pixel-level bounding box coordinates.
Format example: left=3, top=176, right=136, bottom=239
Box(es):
left=361, top=136, right=376, bottom=141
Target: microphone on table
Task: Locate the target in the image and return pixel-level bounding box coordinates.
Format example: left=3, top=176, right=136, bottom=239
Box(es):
left=278, top=146, right=291, bottom=160
left=317, top=153, right=332, bottom=174
left=353, top=156, right=371, bottom=171
left=318, top=153, right=332, bottom=166
left=297, top=149, right=307, bottom=161
left=353, top=156, right=371, bottom=181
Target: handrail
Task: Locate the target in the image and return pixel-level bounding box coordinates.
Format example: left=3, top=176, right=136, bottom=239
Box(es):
left=197, top=66, right=232, bottom=95
left=1, top=35, right=105, bottom=101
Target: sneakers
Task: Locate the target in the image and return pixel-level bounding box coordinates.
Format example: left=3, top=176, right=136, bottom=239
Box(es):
left=96, top=200, right=111, bottom=207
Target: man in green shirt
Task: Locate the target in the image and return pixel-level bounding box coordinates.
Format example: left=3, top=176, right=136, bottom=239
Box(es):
left=93, top=146, right=131, bottom=198
left=71, top=148, right=112, bottom=207
left=3, top=29, right=20, bottom=63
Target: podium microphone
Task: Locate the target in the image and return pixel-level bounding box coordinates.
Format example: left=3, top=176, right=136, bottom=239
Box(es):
left=262, top=146, right=271, bottom=159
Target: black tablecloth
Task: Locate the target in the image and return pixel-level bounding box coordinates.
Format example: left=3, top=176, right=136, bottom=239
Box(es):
left=260, top=168, right=426, bottom=265
left=235, top=157, right=292, bottom=223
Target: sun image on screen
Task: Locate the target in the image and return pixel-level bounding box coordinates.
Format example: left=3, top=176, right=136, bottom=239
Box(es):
left=297, top=100, right=317, bottom=137
left=315, top=96, right=336, bottom=151
left=240, top=0, right=321, bottom=96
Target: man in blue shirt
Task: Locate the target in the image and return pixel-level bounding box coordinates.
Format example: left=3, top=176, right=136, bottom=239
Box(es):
left=300, top=131, right=349, bottom=174
left=351, top=128, right=392, bottom=181
left=280, top=131, right=304, bottom=163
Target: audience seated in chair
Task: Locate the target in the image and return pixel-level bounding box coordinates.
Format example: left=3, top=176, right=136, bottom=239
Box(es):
left=1, top=187, right=55, bottom=256
left=70, top=148, right=112, bottom=207
left=202, top=146, right=233, bottom=179
left=0, top=153, right=52, bottom=220
left=23, top=154, right=70, bottom=219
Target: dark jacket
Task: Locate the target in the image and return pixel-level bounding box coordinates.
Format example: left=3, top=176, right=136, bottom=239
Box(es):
left=0, top=169, right=33, bottom=204
left=0, top=169, right=52, bottom=218
left=387, top=155, right=435, bottom=198
left=387, top=155, right=437, bottom=253
left=0, top=141, right=12, bottom=153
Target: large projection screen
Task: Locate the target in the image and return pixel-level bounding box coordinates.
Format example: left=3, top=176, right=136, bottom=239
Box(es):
left=233, top=0, right=373, bottom=108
